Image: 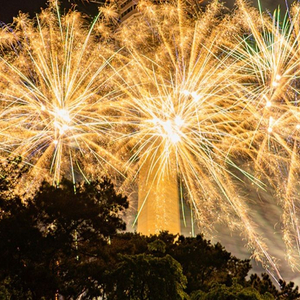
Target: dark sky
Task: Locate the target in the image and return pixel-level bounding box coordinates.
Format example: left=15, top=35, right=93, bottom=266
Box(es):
left=0, top=0, right=295, bottom=24
left=0, top=0, right=99, bottom=24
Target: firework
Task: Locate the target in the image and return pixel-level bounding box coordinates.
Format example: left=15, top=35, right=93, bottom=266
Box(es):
left=2, top=0, right=300, bottom=281
left=0, top=0, right=124, bottom=187
left=235, top=0, right=300, bottom=271
left=112, top=0, right=282, bottom=278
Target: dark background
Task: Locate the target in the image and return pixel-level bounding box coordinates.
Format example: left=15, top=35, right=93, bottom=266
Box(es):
left=0, top=0, right=295, bottom=24
left=0, top=0, right=99, bottom=24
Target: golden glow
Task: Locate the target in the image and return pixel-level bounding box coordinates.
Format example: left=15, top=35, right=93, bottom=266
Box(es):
left=152, top=116, right=184, bottom=144
left=113, top=0, right=283, bottom=278
left=0, top=1, right=124, bottom=186
left=2, top=0, right=300, bottom=280
left=235, top=0, right=300, bottom=273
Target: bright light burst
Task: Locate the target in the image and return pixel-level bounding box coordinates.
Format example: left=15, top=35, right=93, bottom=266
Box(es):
left=113, top=0, right=283, bottom=279
left=234, top=0, right=300, bottom=272
left=2, top=0, right=300, bottom=282
left=0, top=0, right=124, bottom=186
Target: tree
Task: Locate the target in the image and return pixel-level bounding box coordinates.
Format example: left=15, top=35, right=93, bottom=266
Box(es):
left=191, top=280, right=274, bottom=300
left=103, top=232, right=299, bottom=299
left=250, top=273, right=300, bottom=300
left=107, top=240, right=189, bottom=300
left=278, top=279, right=300, bottom=299
left=0, top=167, right=299, bottom=300
left=159, top=233, right=252, bottom=293
left=0, top=177, right=128, bottom=299
left=0, top=156, right=29, bottom=199
left=249, top=274, right=279, bottom=297
left=100, top=232, right=252, bottom=298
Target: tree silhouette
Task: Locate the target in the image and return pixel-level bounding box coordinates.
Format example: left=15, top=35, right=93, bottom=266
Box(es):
left=0, top=177, right=128, bottom=299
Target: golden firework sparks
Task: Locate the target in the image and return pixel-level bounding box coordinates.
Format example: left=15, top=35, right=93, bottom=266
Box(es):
left=3, top=0, right=300, bottom=281
left=113, top=0, right=281, bottom=278
left=0, top=0, right=125, bottom=187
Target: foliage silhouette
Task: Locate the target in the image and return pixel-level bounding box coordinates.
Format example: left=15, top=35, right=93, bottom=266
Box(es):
left=0, top=176, right=128, bottom=299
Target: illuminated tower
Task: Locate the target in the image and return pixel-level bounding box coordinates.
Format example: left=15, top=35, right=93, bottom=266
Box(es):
left=137, top=146, right=181, bottom=235
left=115, top=0, right=181, bottom=235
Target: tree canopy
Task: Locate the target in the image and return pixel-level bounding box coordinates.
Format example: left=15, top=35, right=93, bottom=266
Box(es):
left=0, top=175, right=128, bottom=299
left=0, top=160, right=298, bottom=299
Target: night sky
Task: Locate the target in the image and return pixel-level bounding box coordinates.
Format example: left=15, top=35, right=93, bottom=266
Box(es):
left=0, top=0, right=295, bottom=24
left=0, top=0, right=99, bottom=24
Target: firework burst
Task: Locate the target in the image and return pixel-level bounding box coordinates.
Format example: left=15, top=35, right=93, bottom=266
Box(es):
left=112, top=0, right=282, bottom=278
left=2, top=0, right=300, bottom=281
left=0, top=0, right=124, bottom=186
left=235, top=0, right=300, bottom=271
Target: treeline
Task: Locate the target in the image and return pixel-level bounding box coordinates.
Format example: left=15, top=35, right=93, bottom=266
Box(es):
left=0, top=161, right=299, bottom=299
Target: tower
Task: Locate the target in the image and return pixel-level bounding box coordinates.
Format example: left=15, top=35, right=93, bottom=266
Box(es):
left=137, top=146, right=181, bottom=235
left=116, top=0, right=138, bottom=22
left=115, top=0, right=182, bottom=236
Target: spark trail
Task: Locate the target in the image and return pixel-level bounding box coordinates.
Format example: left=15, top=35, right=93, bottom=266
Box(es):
left=2, top=0, right=300, bottom=281
left=0, top=0, right=124, bottom=187
left=113, top=0, right=282, bottom=278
